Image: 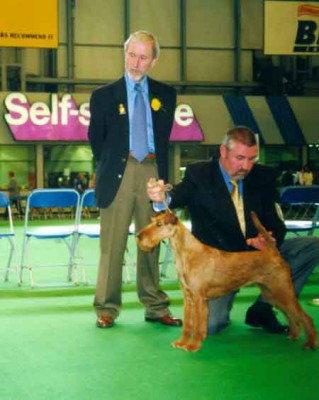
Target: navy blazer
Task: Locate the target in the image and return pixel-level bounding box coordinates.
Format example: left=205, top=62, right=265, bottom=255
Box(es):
left=88, top=76, right=176, bottom=208
left=170, top=159, right=286, bottom=252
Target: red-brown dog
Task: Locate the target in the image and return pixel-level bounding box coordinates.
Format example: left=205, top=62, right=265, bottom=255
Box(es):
left=136, top=211, right=317, bottom=352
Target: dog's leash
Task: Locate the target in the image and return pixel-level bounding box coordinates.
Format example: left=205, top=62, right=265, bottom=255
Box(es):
left=149, top=178, right=173, bottom=212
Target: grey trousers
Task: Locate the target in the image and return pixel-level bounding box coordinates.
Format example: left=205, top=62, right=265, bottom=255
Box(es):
left=207, top=236, right=319, bottom=334
left=94, top=157, right=170, bottom=320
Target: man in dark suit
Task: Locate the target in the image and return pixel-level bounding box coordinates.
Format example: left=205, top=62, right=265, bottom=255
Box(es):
left=147, top=126, right=319, bottom=335
left=88, top=31, right=182, bottom=328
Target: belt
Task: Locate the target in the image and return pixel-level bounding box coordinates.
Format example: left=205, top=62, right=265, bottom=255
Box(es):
left=129, top=152, right=156, bottom=160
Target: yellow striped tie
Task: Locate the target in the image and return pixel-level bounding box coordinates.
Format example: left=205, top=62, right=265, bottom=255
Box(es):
left=231, top=180, right=246, bottom=236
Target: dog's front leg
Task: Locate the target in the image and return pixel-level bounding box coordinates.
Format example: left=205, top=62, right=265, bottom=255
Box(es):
left=172, top=291, right=193, bottom=350
left=185, top=296, right=208, bottom=352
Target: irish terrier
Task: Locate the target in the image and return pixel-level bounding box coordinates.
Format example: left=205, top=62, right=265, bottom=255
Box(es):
left=136, top=211, right=317, bottom=352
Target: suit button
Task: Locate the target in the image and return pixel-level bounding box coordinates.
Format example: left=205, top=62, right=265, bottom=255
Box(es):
left=121, top=158, right=126, bottom=162
left=117, top=174, right=122, bottom=179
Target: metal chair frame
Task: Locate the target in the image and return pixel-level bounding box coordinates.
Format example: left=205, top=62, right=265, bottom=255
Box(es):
left=20, top=189, right=80, bottom=287
left=279, top=185, right=319, bottom=236
left=0, top=191, right=18, bottom=282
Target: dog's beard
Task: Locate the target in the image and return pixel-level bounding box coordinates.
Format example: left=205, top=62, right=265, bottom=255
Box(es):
left=136, top=239, right=156, bottom=252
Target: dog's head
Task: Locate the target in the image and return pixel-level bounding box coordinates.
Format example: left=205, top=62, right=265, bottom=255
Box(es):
left=136, top=211, right=179, bottom=252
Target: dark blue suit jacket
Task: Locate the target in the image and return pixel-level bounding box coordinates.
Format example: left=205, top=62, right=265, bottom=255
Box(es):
left=88, top=76, right=176, bottom=208
left=170, top=159, right=286, bottom=252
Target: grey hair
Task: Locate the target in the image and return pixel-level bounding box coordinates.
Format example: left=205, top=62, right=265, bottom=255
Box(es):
left=222, top=126, right=257, bottom=150
left=124, top=30, right=160, bottom=59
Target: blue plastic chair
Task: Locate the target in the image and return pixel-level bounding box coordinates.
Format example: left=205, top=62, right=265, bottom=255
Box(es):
left=20, top=189, right=80, bottom=287
left=0, top=191, right=18, bottom=282
left=279, top=185, right=319, bottom=236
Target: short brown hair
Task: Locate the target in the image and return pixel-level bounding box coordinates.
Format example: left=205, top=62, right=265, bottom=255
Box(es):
left=222, top=126, right=257, bottom=149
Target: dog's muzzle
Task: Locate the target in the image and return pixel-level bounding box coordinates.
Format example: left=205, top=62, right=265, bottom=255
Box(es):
left=136, top=232, right=154, bottom=252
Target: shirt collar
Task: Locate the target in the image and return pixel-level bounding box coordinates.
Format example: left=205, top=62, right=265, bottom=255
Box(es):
left=218, top=159, right=243, bottom=191
left=125, top=73, right=148, bottom=94
left=219, top=159, right=231, bottom=183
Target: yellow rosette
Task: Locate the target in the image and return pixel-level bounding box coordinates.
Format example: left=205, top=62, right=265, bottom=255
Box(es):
left=151, top=98, right=162, bottom=111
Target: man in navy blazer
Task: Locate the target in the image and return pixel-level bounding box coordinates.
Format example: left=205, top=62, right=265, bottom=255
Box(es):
left=88, top=31, right=181, bottom=329
left=147, top=126, right=319, bottom=335
left=89, top=76, right=175, bottom=208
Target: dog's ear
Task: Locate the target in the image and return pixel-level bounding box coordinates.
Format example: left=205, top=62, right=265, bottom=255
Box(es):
left=165, top=211, right=178, bottom=225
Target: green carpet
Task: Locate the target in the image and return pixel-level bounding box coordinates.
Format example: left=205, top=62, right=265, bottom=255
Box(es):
left=1, top=282, right=319, bottom=400
left=1, top=221, right=319, bottom=399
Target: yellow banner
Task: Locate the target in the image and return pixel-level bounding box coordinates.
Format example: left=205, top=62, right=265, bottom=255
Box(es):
left=0, top=0, right=58, bottom=48
left=265, top=1, right=319, bottom=55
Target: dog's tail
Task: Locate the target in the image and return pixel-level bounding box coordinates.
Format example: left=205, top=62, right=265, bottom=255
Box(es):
left=250, top=211, right=277, bottom=250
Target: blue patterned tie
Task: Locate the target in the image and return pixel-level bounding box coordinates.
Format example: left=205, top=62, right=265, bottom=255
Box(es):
left=131, top=83, right=149, bottom=162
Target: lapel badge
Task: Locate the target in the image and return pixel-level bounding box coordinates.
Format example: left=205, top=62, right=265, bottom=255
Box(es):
left=118, top=104, right=126, bottom=115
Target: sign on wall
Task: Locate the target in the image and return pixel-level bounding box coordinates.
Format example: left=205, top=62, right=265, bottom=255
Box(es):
left=265, top=1, right=319, bottom=55
left=3, top=92, right=204, bottom=142
left=0, top=0, right=58, bottom=48
left=170, top=104, right=204, bottom=141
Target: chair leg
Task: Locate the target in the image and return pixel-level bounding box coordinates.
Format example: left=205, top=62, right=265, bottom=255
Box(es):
left=20, top=237, right=35, bottom=287
left=67, top=237, right=79, bottom=284
left=3, top=247, right=13, bottom=282
left=80, top=266, right=88, bottom=285
left=160, top=241, right=173, bottom=278
left=70, top=235, right=97, bottom=286
left=29, top=267, right=35, bottom=288
left=123, top=247, right=132, bottom=284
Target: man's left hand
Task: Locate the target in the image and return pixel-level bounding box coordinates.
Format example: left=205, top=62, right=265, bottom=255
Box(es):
left=246, top=232, right=276, bottom=250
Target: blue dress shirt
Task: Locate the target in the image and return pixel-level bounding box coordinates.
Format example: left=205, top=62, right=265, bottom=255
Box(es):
left=125, top=73, right=155, bottom=154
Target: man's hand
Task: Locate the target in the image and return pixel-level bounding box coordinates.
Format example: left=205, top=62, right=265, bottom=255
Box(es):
left=246, top=232, right=276, bottom=250
left=147, top=178, right=166, bottom=203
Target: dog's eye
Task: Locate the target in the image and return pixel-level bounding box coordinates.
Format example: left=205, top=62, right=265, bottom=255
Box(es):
left=156, top=222, right=162, bottom=227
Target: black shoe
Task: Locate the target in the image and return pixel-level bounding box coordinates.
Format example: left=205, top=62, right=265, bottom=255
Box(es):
left=245, top=303, right=289, bottom=335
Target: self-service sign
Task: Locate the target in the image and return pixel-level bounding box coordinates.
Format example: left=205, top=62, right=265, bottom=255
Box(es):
left=4, top=92, right=204, bottom=142
left=4, top=93, right=90, bottom=141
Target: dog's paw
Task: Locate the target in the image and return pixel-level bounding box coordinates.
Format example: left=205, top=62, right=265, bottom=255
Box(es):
left=184, top=343, right=201, bottom=352
left=288, top=332, right=300, bottom=341
left=303, top=339, right=318, bottom=350
left=171, top=340, right=188, bottom=350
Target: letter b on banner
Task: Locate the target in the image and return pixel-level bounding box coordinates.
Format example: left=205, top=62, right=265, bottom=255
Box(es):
left=295, top=20, right=318, bottom=45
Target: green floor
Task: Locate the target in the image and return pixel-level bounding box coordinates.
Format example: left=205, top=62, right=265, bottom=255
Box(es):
left=1, top=221, right=319, bottom=400
left=1, top=282, right=319, bottom=400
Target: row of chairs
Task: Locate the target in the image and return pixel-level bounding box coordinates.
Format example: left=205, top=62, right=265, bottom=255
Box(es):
left=279, top=185, right=319, bottom=236
left=0, top=188, right=135, bottom=287
left=2, top=185, right=319, bottom=287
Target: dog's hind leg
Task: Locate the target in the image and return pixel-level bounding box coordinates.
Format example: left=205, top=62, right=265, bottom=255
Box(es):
left=276, top=297, right=317, bottom=350
left=259, top=284, right=301, bottom=339
left=261, top=282, right=318, bottom=350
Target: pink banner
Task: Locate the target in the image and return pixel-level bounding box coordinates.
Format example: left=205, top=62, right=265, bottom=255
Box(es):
left=4, top=94, right=204, bottom=143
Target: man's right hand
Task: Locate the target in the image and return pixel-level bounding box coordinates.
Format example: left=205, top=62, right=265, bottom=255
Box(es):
left=147, top=178, right=166, bottom=203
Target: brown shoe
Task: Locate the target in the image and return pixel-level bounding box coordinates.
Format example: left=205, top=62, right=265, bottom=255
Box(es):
left=145, top=314, right=182, bottom=327
left=96, top=315, right=114, bottom=329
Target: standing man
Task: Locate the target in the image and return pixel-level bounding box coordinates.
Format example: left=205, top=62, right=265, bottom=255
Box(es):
left=147, top=126, right=319, bottom=335
left=88, top=31, right=181, bottom=328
